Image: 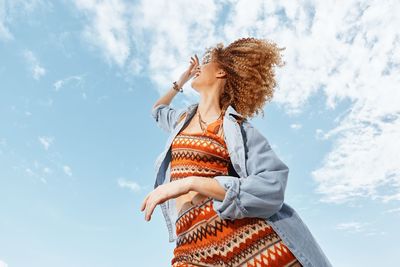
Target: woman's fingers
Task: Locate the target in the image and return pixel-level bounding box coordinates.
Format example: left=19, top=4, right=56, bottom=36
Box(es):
left=141, top=193, right=154, bottom=221
left=190, top=56, right=198, bottom=67
left=145, top=195, right=161, bottom=221
left=140, top=193, right=150, bottom=211
left=189, top=54, right=199, bottom=74
left=191, top=54, right=198, bottom=64
left=140, top=190, right=160, bottom=221
left=188, top=56, right=195, bottom=69
left=145, top=201, right=157, bottom=221
left=143, top=189, right=169, bottom=221
left=194, top=54, right=199, bottom=65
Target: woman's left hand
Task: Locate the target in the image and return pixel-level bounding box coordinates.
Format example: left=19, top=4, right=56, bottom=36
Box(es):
left=140, top=177, right=193, bottom=221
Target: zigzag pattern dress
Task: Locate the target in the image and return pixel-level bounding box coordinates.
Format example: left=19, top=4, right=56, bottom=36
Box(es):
left=169, top=116, right=303, bottom=267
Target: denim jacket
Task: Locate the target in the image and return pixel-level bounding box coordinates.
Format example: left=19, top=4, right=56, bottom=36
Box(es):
left=151, top=102, right=332, bottom=267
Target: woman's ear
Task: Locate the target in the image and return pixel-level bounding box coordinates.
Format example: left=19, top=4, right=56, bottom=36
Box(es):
left=216, top=69, right=227, bottom=78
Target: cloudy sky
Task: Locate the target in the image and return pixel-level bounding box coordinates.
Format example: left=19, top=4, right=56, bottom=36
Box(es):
left=1, top=0, right=399, bottom=266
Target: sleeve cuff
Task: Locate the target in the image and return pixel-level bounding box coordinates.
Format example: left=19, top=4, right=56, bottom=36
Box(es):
left=212, top=176, right=248, bottom=220
left=151, top=103, right=168, bottom=121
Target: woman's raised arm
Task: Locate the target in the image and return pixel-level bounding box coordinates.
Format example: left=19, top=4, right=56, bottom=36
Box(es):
left=151, top=54, right=200, bottom=132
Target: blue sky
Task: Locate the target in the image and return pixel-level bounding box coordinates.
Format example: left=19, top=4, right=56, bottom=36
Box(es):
left=1, top=0, right=399, bottom=266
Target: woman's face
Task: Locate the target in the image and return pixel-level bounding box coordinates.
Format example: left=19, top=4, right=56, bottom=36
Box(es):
left=190, top=53, right=226, bottom=92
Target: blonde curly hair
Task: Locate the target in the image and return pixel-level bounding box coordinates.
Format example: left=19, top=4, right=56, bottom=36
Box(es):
left=202, top=37, right=286, bottom=120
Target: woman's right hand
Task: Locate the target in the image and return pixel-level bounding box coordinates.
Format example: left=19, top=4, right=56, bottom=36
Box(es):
left=177, top=54, right=200, bottom=86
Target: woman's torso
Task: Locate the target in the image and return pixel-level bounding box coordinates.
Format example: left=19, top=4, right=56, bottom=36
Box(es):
left=154, top=103, right=333, bottom=267
left=170, top=114, right=229, bottom=215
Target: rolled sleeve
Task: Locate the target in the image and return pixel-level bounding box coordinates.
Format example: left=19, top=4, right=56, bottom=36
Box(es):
left=212, top=176, right=249, bottom=220
left=151, top=103, right=186, bottom=132
left=211, top=122, right=289, bottom=220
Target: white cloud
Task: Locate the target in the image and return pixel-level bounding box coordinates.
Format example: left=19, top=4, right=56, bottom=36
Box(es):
left=335, top=221, right=368, bottom=233
left=0, top=0, right=52, bottom=41
left=0, top=259, right=8, bottom=267
left=74, top=0, right=131, bottom=67
left=383, top=207, right=400, bottom=214
left=0, top=0, right=14, bottom=41
left=38, top=136, right=54, bottom=150
left=53, top=75, right=85, bottom=91
left=0, top=25, right=12, bottom=41
left=303, top=1, right=400, bottom=204
left=63, top=165, right=72, bottom=176
left=22, top=49, right=46, bottom=80
left=117, top=177, right=142, bottom=192
left=25, top=167, right=35, bottom=176
left=290, top=123, right=302, bottom=130
left=335, top=221, right=386, bottom=236
left=132, top=0, right=221, bottom=95
left=73, top=0, right=221, bottom=93
left=24, top=160, right=52, bottom=183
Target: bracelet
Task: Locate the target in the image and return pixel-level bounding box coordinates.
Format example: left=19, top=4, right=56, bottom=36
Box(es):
left=173, top=81, right=183, bottom=93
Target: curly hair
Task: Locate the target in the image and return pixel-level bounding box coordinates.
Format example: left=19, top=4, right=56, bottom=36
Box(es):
left=202, top=37, right=286, bottom=120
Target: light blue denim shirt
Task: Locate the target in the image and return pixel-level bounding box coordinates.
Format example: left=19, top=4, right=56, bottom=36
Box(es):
left=151, top=102, right=332, bottom=267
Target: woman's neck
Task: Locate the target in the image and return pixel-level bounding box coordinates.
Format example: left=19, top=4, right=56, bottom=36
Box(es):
left=197, top=98, right=222, bottom=122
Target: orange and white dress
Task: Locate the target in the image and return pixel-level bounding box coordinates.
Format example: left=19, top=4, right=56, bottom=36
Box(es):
left=169, top=117, right=302, bottom=267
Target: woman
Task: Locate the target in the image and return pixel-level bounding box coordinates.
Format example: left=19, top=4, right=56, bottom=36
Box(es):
left=141, top=37, right=332, bottom=267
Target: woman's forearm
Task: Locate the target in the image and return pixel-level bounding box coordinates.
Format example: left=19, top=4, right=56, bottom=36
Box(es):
left=188, top=176, right=227, bottom=202
left=152, top=85, right=180, bottom=108
left=152, top=79, right=186, bottom=108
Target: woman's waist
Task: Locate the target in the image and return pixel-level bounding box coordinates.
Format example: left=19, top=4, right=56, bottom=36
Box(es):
left=175, top=191, right=210, bottom=215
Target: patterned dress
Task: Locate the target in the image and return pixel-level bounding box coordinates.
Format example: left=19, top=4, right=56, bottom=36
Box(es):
left=169, top=116, right=303, bottom=267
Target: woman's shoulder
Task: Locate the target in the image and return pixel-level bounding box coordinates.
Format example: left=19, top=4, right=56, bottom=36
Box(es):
left=239, top=119, right=272, bottom=148
left=235, top=116, right=252, bottom=131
